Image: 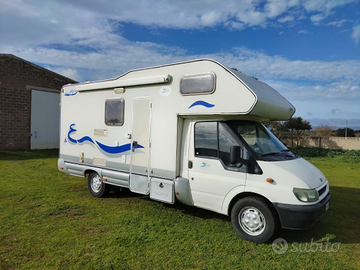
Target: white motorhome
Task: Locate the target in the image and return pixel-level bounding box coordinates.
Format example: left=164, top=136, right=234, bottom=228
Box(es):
left=58, top=59, right=330, bottom=243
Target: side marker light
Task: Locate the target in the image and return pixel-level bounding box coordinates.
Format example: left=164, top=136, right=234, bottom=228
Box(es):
left=266, top=178, right=274, bottom=183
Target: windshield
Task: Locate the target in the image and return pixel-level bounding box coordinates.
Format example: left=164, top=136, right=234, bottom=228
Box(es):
left=228, top=121, right=289, bottom=156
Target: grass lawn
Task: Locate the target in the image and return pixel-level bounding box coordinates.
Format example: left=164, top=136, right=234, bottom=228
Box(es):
left=0, top=149, right=359, bottom=269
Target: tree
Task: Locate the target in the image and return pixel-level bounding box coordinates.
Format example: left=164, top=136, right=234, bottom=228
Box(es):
left=313, top=125, right=334, bottom=137
left=284, top=117, right=312, bottom=147
left=263, top=121, right=287, bottom=138
left=336, top=128, right=355, bottom=137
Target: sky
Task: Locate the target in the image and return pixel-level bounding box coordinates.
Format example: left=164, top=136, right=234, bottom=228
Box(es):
left=1, top=0, right=360, bottom=129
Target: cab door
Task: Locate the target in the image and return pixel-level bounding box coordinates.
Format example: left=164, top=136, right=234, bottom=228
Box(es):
left=187, top=121, right=247, bottom=212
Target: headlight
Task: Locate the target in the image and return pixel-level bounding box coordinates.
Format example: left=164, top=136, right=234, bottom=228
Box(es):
left=293, top=188, right=319, bottom=202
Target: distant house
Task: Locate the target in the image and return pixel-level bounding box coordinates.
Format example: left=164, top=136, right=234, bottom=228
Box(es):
left=0, top=54, right=77, bottom=151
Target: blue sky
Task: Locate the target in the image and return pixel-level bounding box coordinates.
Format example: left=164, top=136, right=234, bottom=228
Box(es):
left=1, top=0, right=360, bottom=129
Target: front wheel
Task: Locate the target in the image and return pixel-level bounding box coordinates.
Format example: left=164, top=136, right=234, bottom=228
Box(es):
left=231, top=197, right=279, bottom=243
left=88, top=172, right=111, bottom=198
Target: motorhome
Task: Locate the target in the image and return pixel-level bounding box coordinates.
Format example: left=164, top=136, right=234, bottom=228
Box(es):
left=58, top=59, right=330, bottom=243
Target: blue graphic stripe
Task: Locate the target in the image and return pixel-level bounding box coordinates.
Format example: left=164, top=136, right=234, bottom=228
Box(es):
left=96, top=142, right=131, bottom=154
left=78, top=136, right=95, bottom=144
left=64, top=91, right=78, bottom=96
left=188, top=100, right=215, bottom=109
left=96, top=142, right=144, bottom=154
left=67, top=124, right=78, bottom=143
left=67, top=124, right=144, bottom=154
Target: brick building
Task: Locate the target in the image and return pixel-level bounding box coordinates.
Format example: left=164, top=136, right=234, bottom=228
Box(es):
left=0, top=54, right=77, bottom=151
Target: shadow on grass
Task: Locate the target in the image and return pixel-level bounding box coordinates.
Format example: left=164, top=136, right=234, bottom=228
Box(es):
left=107, top=185, right=359, bottom=244
left=0, top=149, right=59, bottom=160
left=68, top=176, right=359, bottom=246
left=105, top=187, right=148, bottom=199
left=105, top=187, right=229, bottom=221
left=165, top=201, right=229, bottom=221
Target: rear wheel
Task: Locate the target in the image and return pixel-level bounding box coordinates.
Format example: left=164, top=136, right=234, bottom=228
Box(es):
left=88, top=172, right=111, bottom=198
left=231, top=197, right=278, bottom=243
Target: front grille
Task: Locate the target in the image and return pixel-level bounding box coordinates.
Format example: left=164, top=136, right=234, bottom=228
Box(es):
left=318, top=185, right=327, bottom=197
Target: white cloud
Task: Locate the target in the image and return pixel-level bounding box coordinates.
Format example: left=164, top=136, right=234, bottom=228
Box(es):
left=310, top=13, right=326, bottom=23
left=264, top=0, right=290, bottom=18
left=224, top=21, right=246, bottom=31
left=298, top=29, right=310, bottom=34
left=45, top=66, right=82, bottom=82
left=352, top=24, right=360, bottom=44
left=327, top=19, right=347, bottom=27
left=1, top=0, right=358, bottom=41
left=0, top=0, right=359, bottom=96
left=303, top=0, right=355, bottom=14
left=278, top=15, right=295, bottom=23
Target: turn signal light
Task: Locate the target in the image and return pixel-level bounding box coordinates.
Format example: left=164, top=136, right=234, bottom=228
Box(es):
left=266, top=178, right=274, bottom=183
left=103, top=177, right=107, bottom=181
left=60, top=167, right=64, bottom=170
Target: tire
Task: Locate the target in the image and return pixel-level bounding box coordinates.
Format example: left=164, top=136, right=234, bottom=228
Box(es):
left=231, top=197, right=279, bottom=244
left=87, top=172, right=111, bottom=198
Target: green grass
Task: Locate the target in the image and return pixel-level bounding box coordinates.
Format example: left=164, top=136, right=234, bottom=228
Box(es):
left=1, top=149, right=360, bottom=269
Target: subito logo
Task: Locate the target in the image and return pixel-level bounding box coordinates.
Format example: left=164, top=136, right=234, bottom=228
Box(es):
left=272, top=238, right=288, bottom=254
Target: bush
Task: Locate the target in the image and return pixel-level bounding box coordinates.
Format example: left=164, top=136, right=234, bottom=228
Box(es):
left=290, top=147, right=360, bottom=163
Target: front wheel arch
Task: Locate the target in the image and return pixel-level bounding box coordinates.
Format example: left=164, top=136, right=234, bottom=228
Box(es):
left=228, top=192, right=278, bottom=217
left=229, top=194, right=280, bottom=243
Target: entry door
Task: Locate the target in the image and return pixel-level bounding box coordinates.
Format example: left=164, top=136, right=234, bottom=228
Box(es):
left=30, top=90, right=60, bottom=149
left=188, top=121, right=247, bottom=212
left=129, top=97, right=151, bottom=194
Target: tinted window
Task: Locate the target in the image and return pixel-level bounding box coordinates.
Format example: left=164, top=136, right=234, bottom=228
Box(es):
left=219, top=124, right=240, bottom=166
left=194, top=122, right=218, bottom=158
left=105, top=98, right=125, bottom=126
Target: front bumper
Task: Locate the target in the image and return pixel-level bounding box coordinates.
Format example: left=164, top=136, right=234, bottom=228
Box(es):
left=273, top=193, right=331, bottom=230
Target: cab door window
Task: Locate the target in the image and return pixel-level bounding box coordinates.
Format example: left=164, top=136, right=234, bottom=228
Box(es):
left=194, top=122, right=245, bottom=170
left=219, top=123, right=241, bottom=166
left=194, top=122, right=218, bottom=158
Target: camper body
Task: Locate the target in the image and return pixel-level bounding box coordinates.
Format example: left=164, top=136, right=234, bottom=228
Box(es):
left=58, top=59, right=330, bottom=243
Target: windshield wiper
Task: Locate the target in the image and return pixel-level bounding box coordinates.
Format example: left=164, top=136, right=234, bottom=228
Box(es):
left=260, top=152, right=280, bottom=157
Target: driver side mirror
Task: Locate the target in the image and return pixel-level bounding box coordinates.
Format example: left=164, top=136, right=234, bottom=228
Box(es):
left=230, top=146, right=250, bottom=166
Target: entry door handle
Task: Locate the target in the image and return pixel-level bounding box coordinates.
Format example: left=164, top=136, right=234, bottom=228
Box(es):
left=188, top=160, right=193, bottom=169
left=132, top=141, right=138, bottom=148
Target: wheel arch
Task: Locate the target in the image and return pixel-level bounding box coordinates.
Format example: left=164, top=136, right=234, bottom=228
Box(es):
left=227, top=192, right=280, bottom=223
left=83, top=167, right=102, bottom=178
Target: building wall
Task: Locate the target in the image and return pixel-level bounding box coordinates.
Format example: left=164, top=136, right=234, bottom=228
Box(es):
left=0, top=54, right=76, bottom=150
left=282, top=136, right=360, bottom=150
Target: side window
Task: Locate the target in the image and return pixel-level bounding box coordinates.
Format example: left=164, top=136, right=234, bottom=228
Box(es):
left=105, top=98, right=125, bottom=126
left=219, top=123, right=240, bottom=166
left=194, top=122, right=218, bottom=158
left=180, top=72, right=216, bottom=95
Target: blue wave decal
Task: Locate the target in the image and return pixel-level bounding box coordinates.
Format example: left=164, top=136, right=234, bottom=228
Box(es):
left=67, top=124, right=78, bottom=143
left=64, top=90, right=78, bottom=97
left=96, top=142, right=130, bottom=154
left=96, top=142, right=144, bottom=154
left=67, top=124, right=143, bottom=154
left=78, top=136, right=95, bottom=144
left=188, top=100, right=215, bottom=109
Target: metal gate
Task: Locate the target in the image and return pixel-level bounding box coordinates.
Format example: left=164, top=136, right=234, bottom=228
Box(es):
left=30, top=90, right=60, bottom=149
